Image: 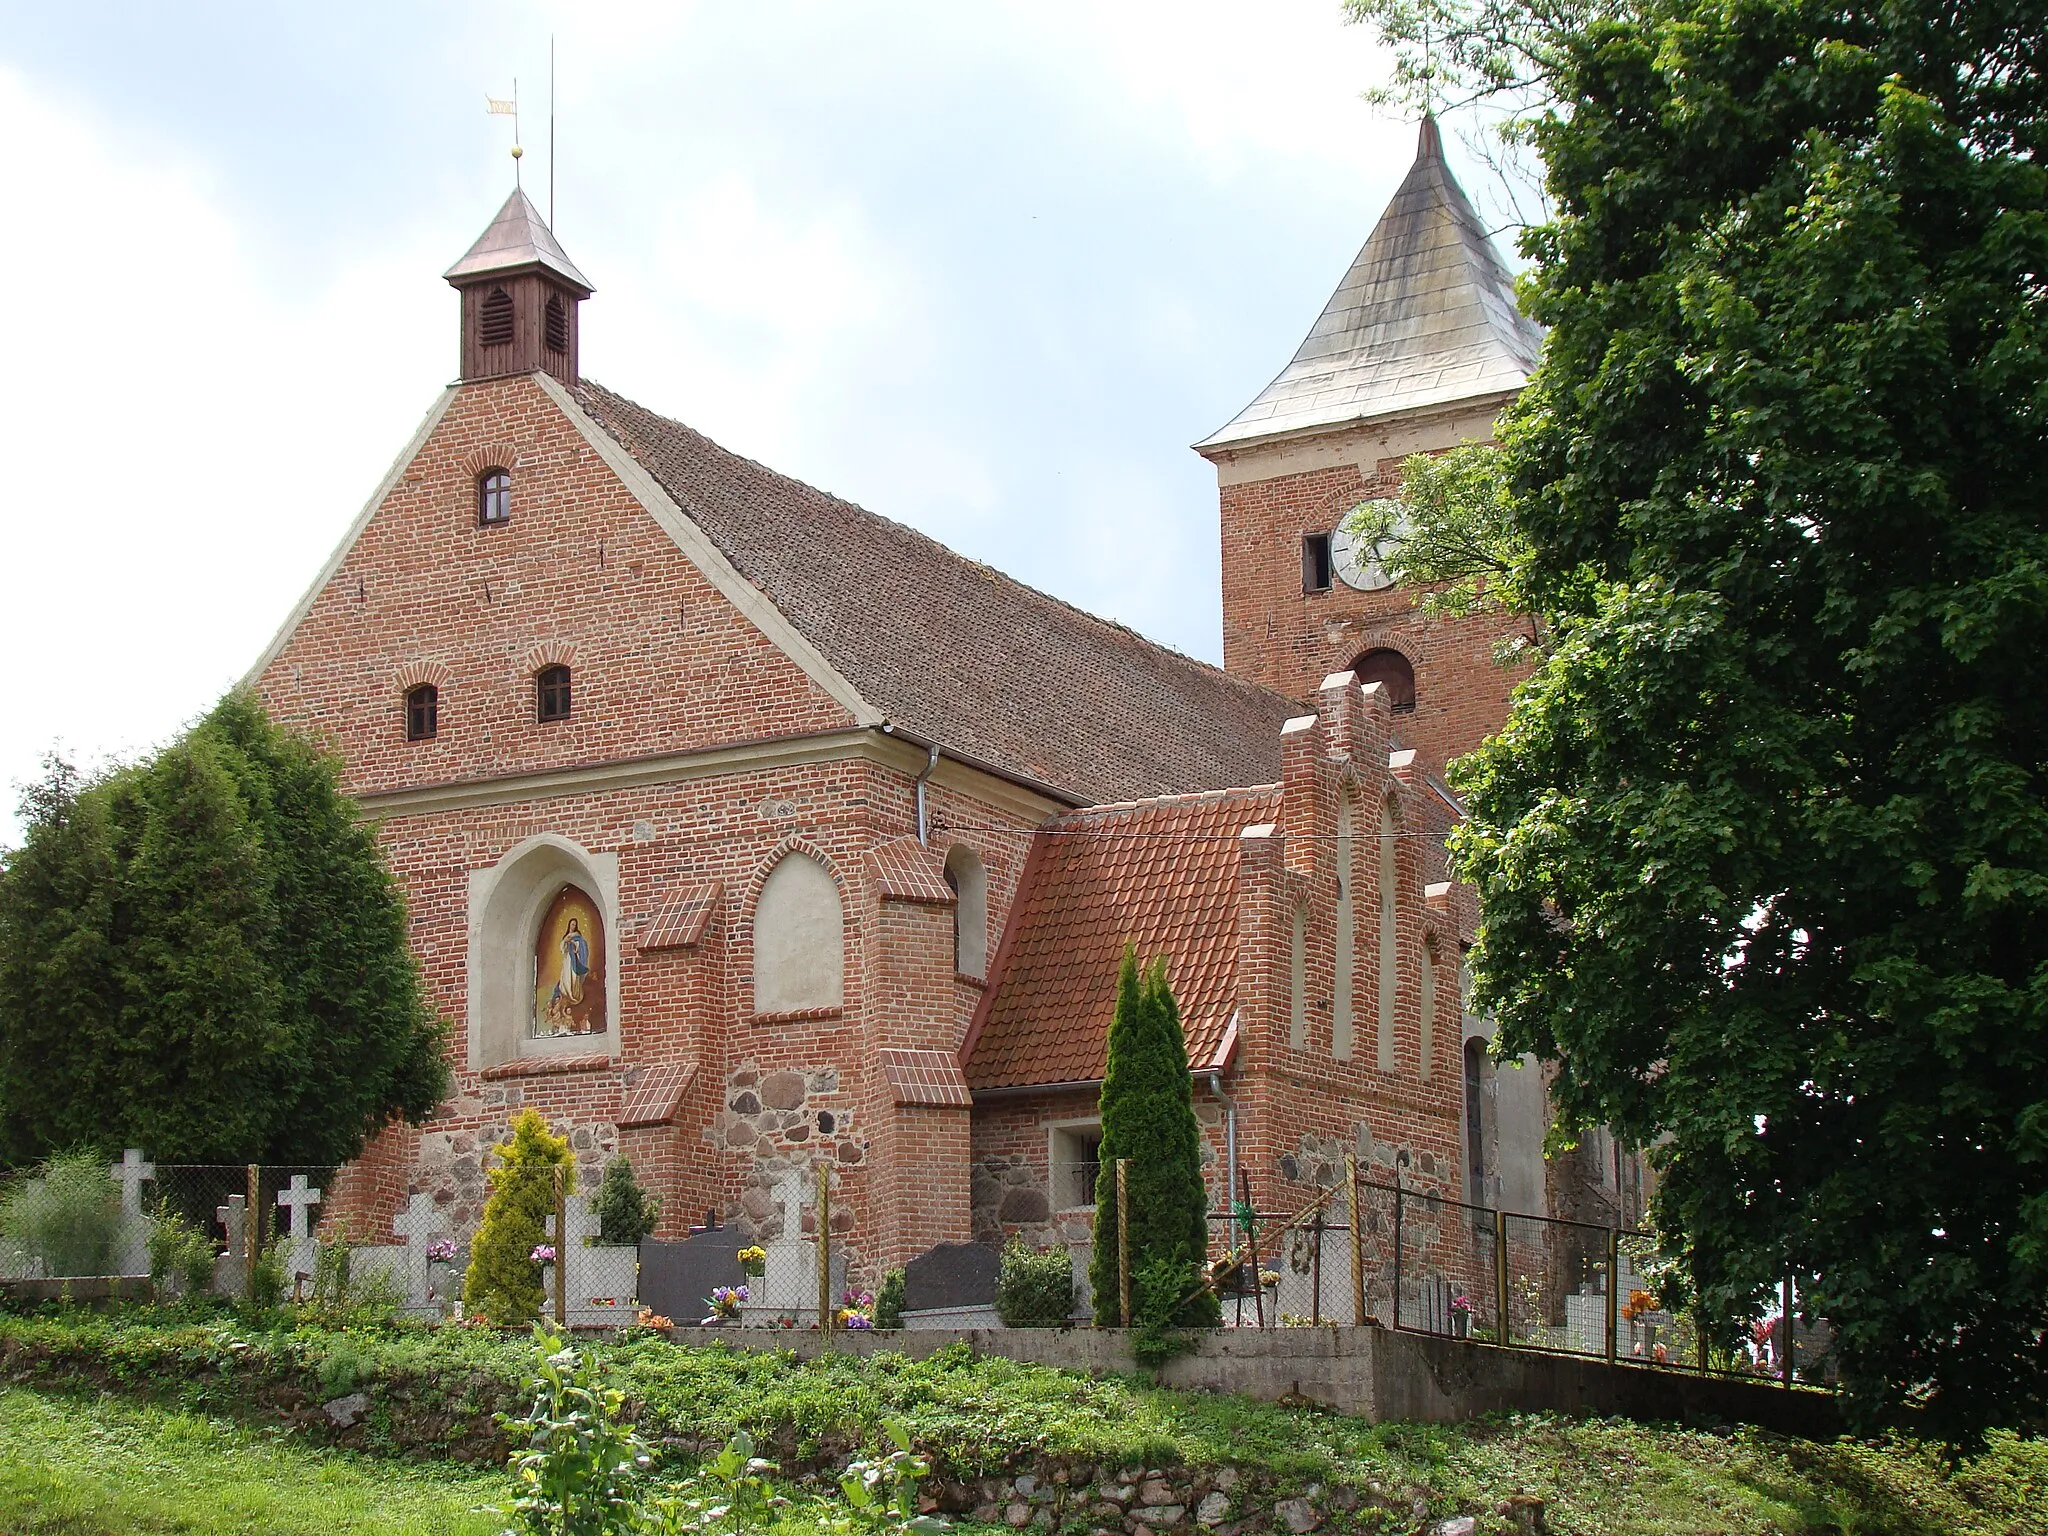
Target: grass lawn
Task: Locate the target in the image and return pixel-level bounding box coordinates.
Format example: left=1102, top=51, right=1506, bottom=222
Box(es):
left=0, top=1385, right=507, bottom=1536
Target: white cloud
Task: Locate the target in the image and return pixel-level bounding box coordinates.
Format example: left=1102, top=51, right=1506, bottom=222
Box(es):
left=0, top=66, right=447, bottom=832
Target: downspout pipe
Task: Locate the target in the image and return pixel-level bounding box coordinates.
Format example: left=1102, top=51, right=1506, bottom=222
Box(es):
left=1206, top=1066, right=1239, bottom=1242
left=913, top=742, right=940, bottom=844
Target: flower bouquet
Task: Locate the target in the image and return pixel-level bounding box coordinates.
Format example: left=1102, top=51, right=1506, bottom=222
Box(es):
left=737, top=1244, right=767, bottom=1278
left=706, top=1284, right=749, bottom=1323
left=836, top=1287, right=875, bottom=1329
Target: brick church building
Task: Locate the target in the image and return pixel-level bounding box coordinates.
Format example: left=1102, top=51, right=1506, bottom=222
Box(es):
left=254, top=119, right=1618, bottom=1286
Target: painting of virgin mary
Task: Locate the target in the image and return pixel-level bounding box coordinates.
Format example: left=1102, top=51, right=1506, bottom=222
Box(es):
left=533, top=885, right=606, bottom=1036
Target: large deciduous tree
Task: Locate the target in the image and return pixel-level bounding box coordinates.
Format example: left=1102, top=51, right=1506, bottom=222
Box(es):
left=1350, top=0, right=2048, bottom=1439
left=0, top=693, right=448, bottom=1167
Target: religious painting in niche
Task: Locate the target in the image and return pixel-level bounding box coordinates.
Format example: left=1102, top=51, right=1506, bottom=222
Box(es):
left=533, top=884, right=606, bottom=1037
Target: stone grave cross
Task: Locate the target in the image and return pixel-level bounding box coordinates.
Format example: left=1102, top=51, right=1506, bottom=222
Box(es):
left=277, top=1176, right=323, bottom=1291
left=110, top=1149, right=154, bottom=1276
left=215, top=1194, right=248, bottom=1297
left=392, top=1192, right=443, bottom=1310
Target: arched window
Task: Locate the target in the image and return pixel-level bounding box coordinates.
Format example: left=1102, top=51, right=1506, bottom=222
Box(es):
left=478, top=469, right=512, bottom=526
left=1351, top=647, right=1416, bottom=713
left=944, top=845, right=988, bottom=979
left=1464, top=1038, right=1490, bottom=1203
left=533, top=883, right=606, bottom=1038
left=1289, top=902, right=1308, bottom=1050
left=1333, top=791, right=1356, bottom=1060
left=753, top=853, right=844, bottom=1014
left=404, top=683, right=439, bottom=742
left=480, top=286, right=514, bottom=347
left=1377, top=798, right=1399, bottom=1071
left=544, top=294, right=569, bottom=353
left=536, top=665, right=572, bottom=723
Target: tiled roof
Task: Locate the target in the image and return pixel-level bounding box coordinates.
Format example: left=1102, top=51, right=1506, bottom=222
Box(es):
left=639, top=880, right=724, bottom=951
left=1198, top=116, right=1543, bottom=451
left=866, top=836, right=954, bottom=905
left=570, top=383, right=1298, bottom=805
left=618, top=1060, right=698, bottom=1128
left=963, top=785, right=1280, bottom=1091
left=879, top=1048, right=974, bottom=1108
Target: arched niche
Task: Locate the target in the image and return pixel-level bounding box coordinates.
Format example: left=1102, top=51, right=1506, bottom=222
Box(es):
left=752, top=852, right=845, bottom=1015
left=945, top=845, right=988, bottom=980
left=468, top=834, right=622, bottom=1069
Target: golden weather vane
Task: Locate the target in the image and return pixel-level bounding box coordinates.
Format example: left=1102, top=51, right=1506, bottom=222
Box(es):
left=486, top=82, right=522, bottom=185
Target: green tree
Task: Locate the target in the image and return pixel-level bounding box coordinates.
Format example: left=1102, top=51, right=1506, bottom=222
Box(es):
left=466, top=1109, right=575, bottom=1326
left=0, top=695, right=447, bottom=1167
left=1350, top=0, right=2048, bottom=1441
left=1090, top=948, right=1217, bottom=1327
left=591, top=1153, right=661, bottom=1246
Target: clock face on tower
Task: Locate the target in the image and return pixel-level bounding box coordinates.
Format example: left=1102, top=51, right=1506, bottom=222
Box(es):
left=1330, top=499, right=1402, bottom=592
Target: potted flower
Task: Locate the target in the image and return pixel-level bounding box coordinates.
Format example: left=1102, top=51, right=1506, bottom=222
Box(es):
left=737, top=1244, right=767, bottom=1279
left=836, top=1287, right=875, bottom=1330
left=1449, top=1293, right=1477, bottom=1338
left=705, top=1284, right=748, bottom=1325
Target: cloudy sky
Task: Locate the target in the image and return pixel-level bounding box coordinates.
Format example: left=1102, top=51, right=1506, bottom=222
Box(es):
left=0, top=1, right=1500, bottom=837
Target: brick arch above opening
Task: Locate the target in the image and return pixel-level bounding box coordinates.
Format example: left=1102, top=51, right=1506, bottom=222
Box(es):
left=459, top=443, right=525, bottom=479
left=394, top=658, right=453, bottom=691
left=519, top=639, right=579, bottom=676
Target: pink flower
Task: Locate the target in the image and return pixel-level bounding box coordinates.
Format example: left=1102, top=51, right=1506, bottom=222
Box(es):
left=531, top=1244, right=557, bottom=1264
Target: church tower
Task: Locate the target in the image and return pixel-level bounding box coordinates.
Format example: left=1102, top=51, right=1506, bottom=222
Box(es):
left=1197, top=117, right=1542, bottom=773
left=444, top=189, right=594, bottom=385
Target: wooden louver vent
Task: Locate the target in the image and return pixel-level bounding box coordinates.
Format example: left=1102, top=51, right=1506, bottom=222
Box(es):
left=480, top=287, right=514, bottom=347
left=544, top=295, right=569, bottom=353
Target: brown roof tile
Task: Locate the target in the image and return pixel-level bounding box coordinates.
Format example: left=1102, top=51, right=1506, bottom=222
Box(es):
left=570, top=382, right=1298, bottom=804
left=639, top=880, right=724, bottom=951
left=963, top=785, right=1279, bottom=1091
left=879, top=1048, right=974, bottom=1108
left=866, top=836, right=955, bottom=905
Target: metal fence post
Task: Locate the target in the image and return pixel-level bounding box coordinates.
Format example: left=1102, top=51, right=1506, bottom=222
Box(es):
left=1782, top=1275, right=1794, bottom=1389
left=1493, top=1206, right=1510, bottom=1346
left=1239, top=1168, right=1264, bottom=1329
left=1605, top=1227, right=1620, bottom=1365
left=818, top=1161, right=833, bottom=1338
left=553, top=1165, right=568, bottom=1326
left=1391, top=1177, right=1404, bottom=1332
left=1310, top=1201, right=1324, bottom=1326
left=1346, top=1155, right=1365, bottom=1326
left=245, top=1164, right=261, bottom=1299
left=1116, top=1159, right=1131, bottom=1328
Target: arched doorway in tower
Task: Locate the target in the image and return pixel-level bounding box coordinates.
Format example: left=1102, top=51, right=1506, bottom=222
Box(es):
left=1350, top=647, right=1416, bottom=712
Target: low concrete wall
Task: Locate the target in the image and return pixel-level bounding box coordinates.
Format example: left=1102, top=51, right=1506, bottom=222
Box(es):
left=686, top=1323, right=1838, bottom=1438
left=0, top=1277, right=154, bottom=1307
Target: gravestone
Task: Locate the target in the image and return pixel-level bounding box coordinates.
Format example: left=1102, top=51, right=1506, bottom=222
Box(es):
left=276, top=1175, right=322, bottom=1292
left=392, top=1192, right=445, bottom=1313
left=637, top=1226, right=744, bottom=1325
left=213, top=1195, right=248, bottom=1297
left=902, top=1242, right=1000, bottom=1312
left=559, top=1194, right=634, bottom=1325
left=109, top=1150, right=154, bottom=1277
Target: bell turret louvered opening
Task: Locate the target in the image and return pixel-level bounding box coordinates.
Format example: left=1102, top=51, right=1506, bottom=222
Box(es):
left=444, top=188, right=594, bottom=385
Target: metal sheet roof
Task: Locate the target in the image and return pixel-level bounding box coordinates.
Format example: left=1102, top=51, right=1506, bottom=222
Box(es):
left=443, top=187, right=594, bottom=295
left=1198, top=117, right=1542, bottom=452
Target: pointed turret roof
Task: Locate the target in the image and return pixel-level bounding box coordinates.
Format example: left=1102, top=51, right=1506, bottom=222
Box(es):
left=443, top=188, right=594, bottom=296
left=1197, top=117, right=1541, bottom=452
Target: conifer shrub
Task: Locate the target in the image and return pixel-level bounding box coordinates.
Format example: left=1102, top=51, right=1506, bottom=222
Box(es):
left=1089, top=948, right=1217, bottom=1327
left=874, top=1267, right=906, bottom=1330
left=464, top=1110, right=574, bottom=1326
left=0, top=1150, right=124, bottom=1278
left=593, top=1154, right=661, bottom=1246
left=996, top=1240, right=1074, bottom=1327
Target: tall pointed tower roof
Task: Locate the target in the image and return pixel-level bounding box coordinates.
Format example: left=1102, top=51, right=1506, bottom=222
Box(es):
left=1198, top=117, right=1541, bottom=452
left=443, top=187, right=593, bottom=297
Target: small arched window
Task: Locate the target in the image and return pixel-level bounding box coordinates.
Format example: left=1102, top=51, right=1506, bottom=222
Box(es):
left=478, top=469, right=512, bottom=526
left=536, top=665, right=572, bottom=723
left=544, top=294, right=569, bottom=353
left=1352, top=647, right=1417, bottom=713
left=479, top=286, right=514, bottom=347
left=944, top=846, right=988, bottom=979
left=1464, top=1037, right=1491, bottom=1203
left=404, top=683, right=438, bottom=742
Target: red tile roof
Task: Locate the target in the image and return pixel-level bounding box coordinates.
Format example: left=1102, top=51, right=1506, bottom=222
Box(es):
left=639, top=880, right=724, bottom=951
left=879, top=1048, right=974, bottom=1108
left=571, top=382, right=1299, bottom=805
left=963, top=785, right=1280, bottom=1091
left=866, top=836, right=954, bottom=905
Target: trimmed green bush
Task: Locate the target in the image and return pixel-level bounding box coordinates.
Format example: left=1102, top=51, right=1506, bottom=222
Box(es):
left=874, top=1268, right=906, bottom=1331
left=997, top=1240, right=1074, bottom=1327
left=1090, top=949, right=1217, bottom=1327
left=463, top=1109, right=573, bottom=1326
left=0, top=1149, right=123, bottom=1277
left=593, top=1154, right=662, bottom=1246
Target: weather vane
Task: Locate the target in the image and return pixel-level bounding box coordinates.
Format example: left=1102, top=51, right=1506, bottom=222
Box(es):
left=487, top=81, right=521, bottom=186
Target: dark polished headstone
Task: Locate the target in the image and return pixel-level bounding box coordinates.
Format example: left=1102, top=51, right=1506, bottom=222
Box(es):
left=639, top=1228, right=744, bottom=1323
left=902, top=1241, right=1001, bottom=1312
